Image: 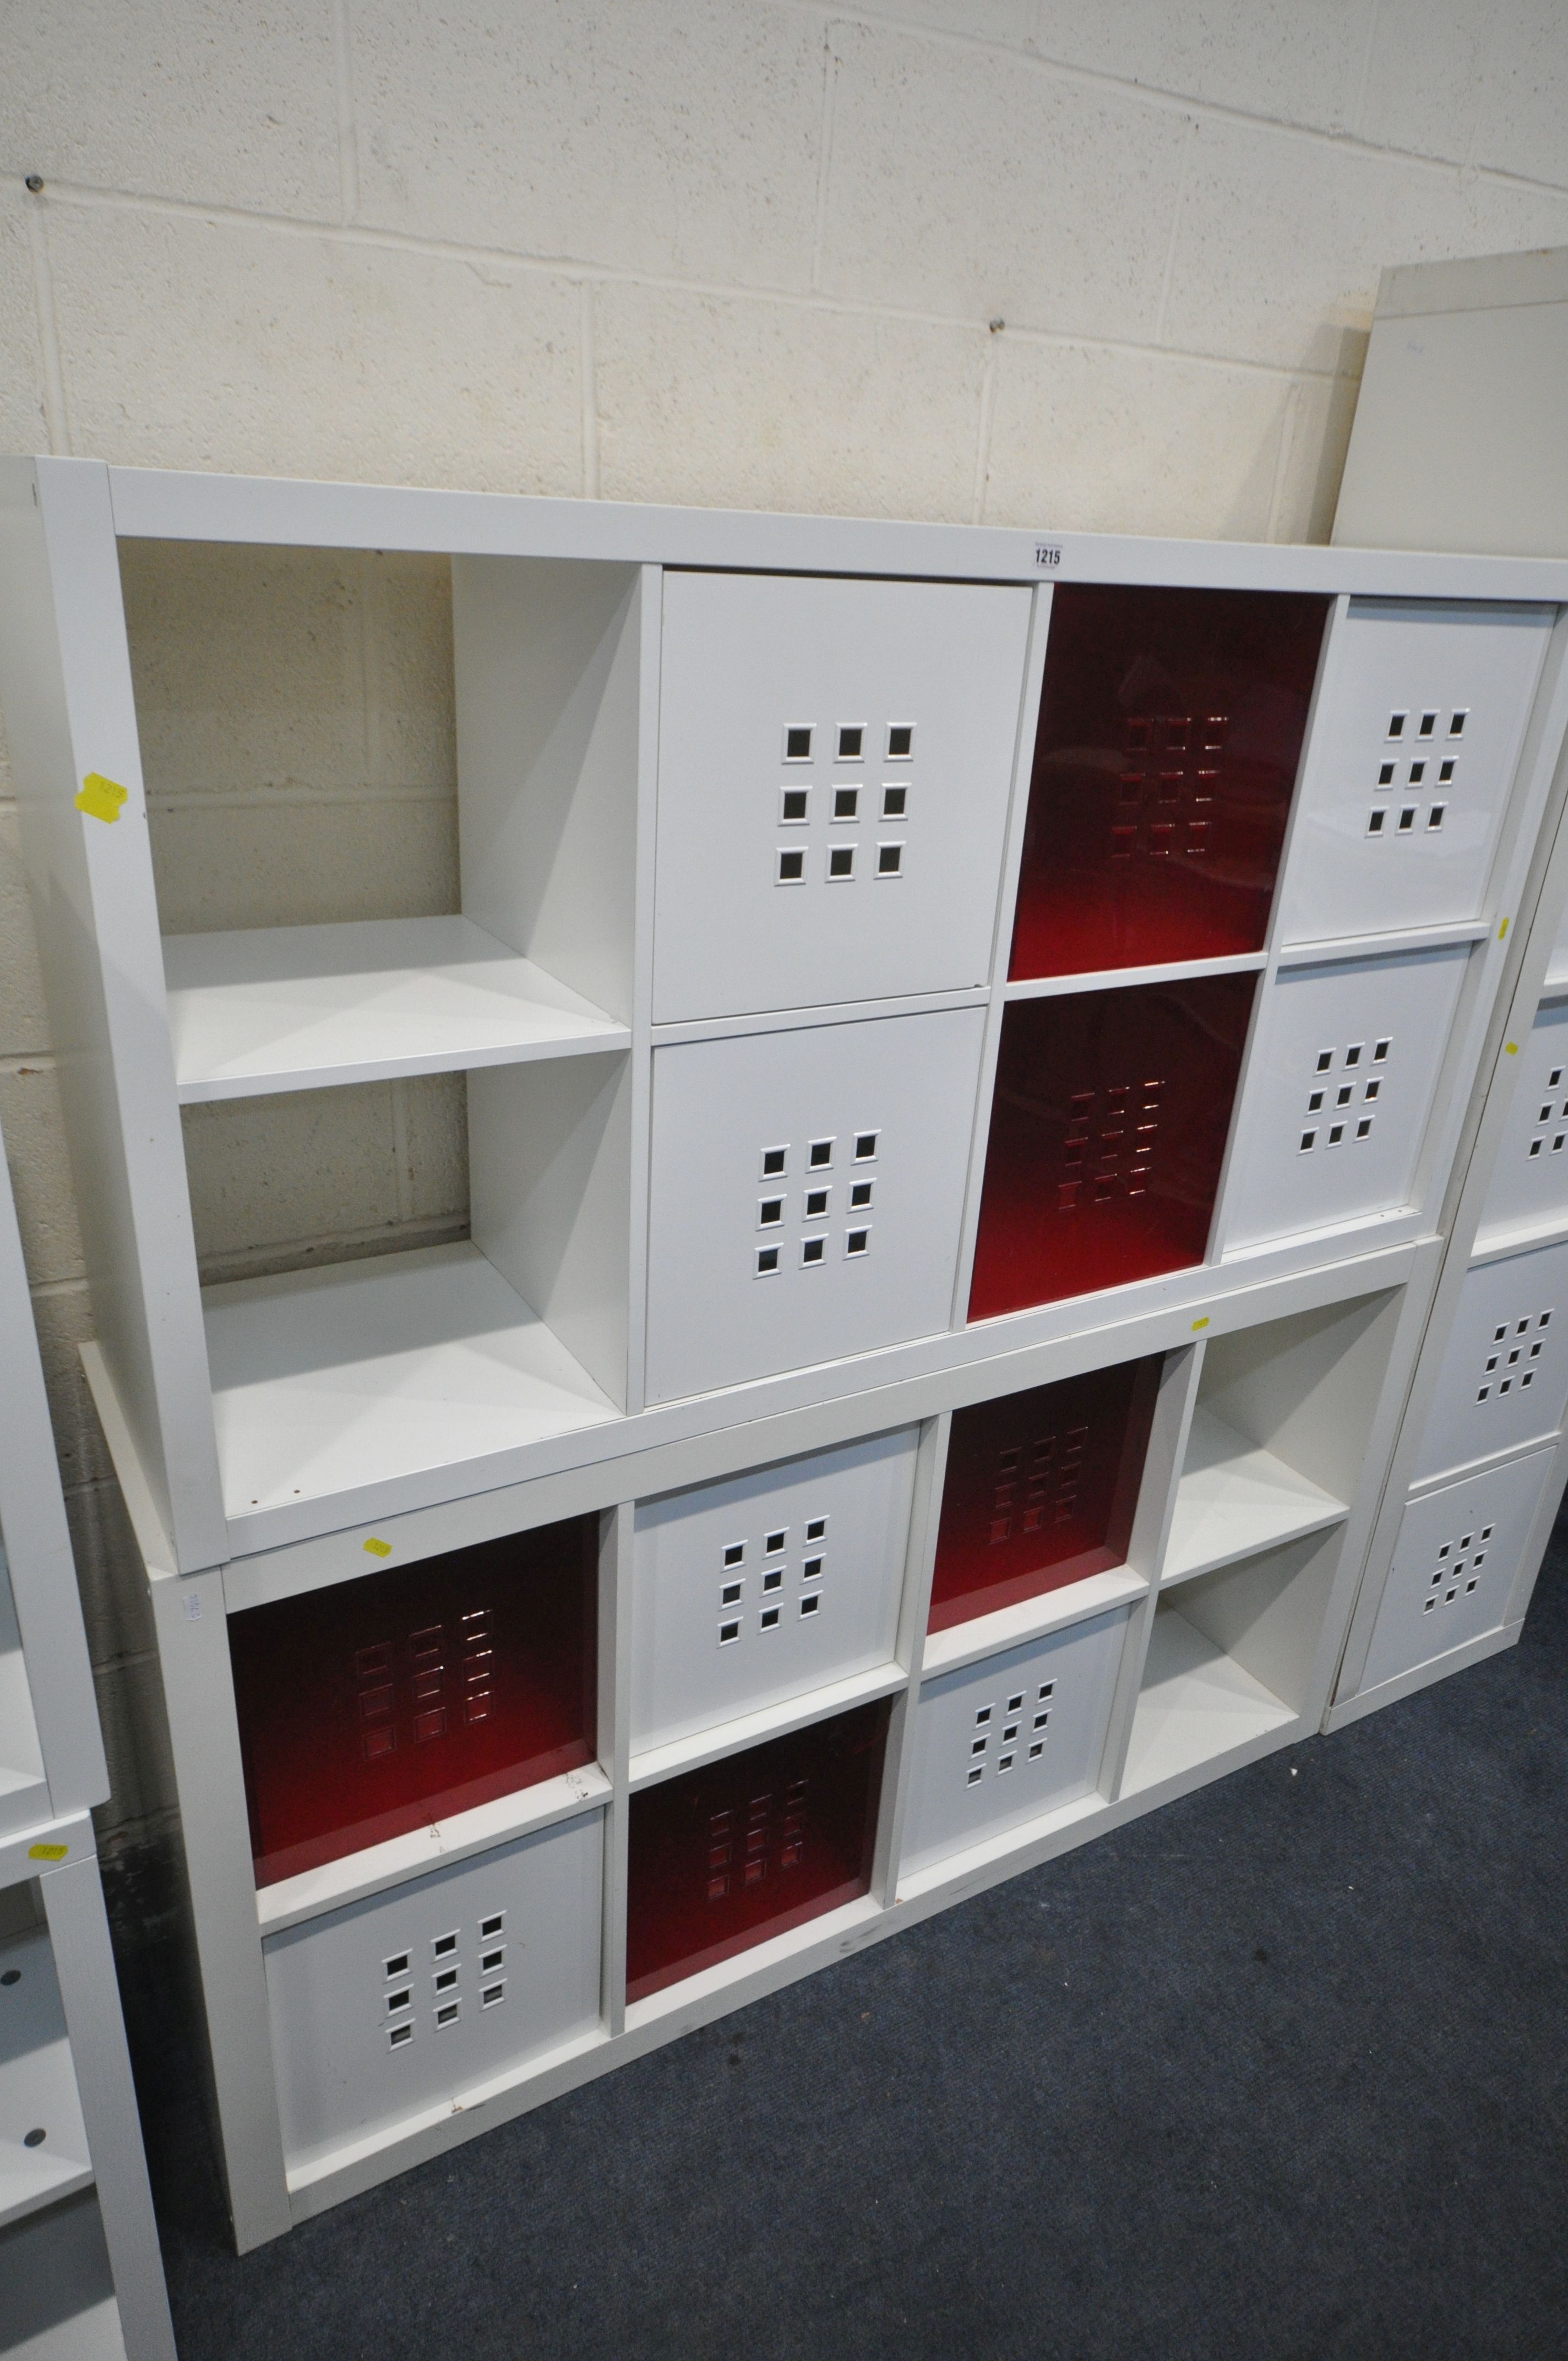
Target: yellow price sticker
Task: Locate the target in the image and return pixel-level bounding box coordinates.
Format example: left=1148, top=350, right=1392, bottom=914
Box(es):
left=1191, top=1316, right=1210, bottom=1330
left=75, top=772, right=128, bottom=824
left=363, top=1536, right=393, bottom=1559
left=28, top=1842, right=68, bottom=1862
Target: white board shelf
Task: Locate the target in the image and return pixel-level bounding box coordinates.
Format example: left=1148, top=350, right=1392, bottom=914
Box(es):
left=204, top=1240, right=620, bottom=1525
left=1162, top=1407, right=1348, bottom=1588
left=164, top=916, right=628, bottom=1102
left=1120, top=1605, right=1295, bottom=1796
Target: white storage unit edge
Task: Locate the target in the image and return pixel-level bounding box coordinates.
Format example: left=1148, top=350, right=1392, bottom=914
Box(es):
left=2, top=457, right=1566, bottom=1570
left=0, top=1124, right=174, bottom=2360
left=4, top=452, right=1567, bottom=2256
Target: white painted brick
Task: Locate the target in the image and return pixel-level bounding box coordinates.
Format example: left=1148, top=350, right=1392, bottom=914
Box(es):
left=0, top=802, right=50, bottom=1054
left=595, top=284, right=985, bottom=520
left=1164, top=118, right=1568, bottom=369
left=0, top=191, right=48, bottom=454
left=43, top=205, right=584, bottom=489
left=148, top=798, right=460, bottom=937
left=181, top=1085, right=404, bottom=1270
left=818, top=21, right=1189, bottom=340
left=26, top=1282, right=115, bottom=1493
left=0, top=1, right=342, bottom=217
left=64, top=1482, right=156, bottom=1671
left=1031, top=0, right=1369, bottom=135
left=982, top=339, right=1293, bottom=538
left=0, top=1062, right=85, bottom=1286
left=1357, top=1, right=1492, bottom=168
left=350, top=0, right=824, bottom=290
left=1471, top=0, right=1568, bottom=191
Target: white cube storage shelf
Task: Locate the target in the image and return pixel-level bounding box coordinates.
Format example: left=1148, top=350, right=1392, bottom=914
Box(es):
left=645, top=1010, right=984, bottom=1403
left=5, top=456, right=1568, bottom=2253
left=1277, top=599, right=1553, bottom=948
left=0, top=1923, right=95, bottom=2230
left=902, top=1609, right=1129, bottom=1880
left=631, top=1430, right=917, bottom=1760
left=652, top=572, right=1032, bottom=1022
left=264, top=1810, right=603, bottom=2179
left=1358, top=1451, right=1554, bottom=1693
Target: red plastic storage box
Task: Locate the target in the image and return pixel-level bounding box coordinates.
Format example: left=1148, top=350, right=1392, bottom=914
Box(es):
left=968, top=971, right=1256, bottom=1319
left=929, top=1357, right=1160, bottom=1634
left=1010, top=584, right=1329, bottom=980
left=625, top=1700, right=890, bottom=2004
left=230, top=1517, right=598, bottom=1887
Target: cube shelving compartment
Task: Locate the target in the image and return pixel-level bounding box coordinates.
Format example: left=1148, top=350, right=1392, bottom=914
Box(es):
left=968, top=973, right=1256, bottom=1319
left=625, top=1700, right=890, bottom=2004
left=1473, top=995, right=1568, bottom=1247
left=902, top=1610, right=1131, bottom=1880
left=645, top=1007, right=985, bottom=1402
left=928, top=1358, right=1159, bottom=1633
left=631, top=1432, right=917, bottom=1760
left=1009, top=584, right=1329, bottom=979
left=1358, top=1451, right=1555, bottom=1693
left=1409, top=1242, right=1568, bottom=1484
left=230, top=1517, right=598, bottom=1886
left=653, top=570, right=1032, bottom=1021
left=262, top=1809, right=604, bottom=2177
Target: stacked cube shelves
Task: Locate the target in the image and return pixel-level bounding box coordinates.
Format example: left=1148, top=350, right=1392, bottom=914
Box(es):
left=3, top=457, right=1567, bottom=2253
left=0, top=1123, right=175, bottom=2358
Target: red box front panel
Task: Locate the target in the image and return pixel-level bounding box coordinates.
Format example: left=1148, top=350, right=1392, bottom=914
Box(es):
left=928, top=1357, right=1159, bottom=1634
left=968, top=972, right=1255, bottom=1321
left=626, top=1701, right=889, bottom=2004
left=230, top=1519, right=597, bottom=1887
left=1009, top=584, right=1329, bottom=980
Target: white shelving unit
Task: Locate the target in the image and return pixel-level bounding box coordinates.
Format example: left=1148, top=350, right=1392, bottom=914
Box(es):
left=1329, top=245, right=1568, bottom=1728
left=3, top=453, right=1567, bottom=2253
left=0, top=1127, right=175, bottom=2360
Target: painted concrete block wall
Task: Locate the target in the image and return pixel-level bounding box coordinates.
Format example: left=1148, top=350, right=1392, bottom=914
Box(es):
left=1, top=0, right=1566, bottom=1877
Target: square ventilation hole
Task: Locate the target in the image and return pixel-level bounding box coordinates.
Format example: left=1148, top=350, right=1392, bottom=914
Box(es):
left=780, top=788, right=809, bottom=824
left=718, top=1620, right=741, bottom=1647
left=845, top=1228, right=870, bottom=1256
left=435, top=2002, right=461, bottom=2028
left=809, top=1139, right=835, bottom=1169
left=388, top=2023, right=415, bottom=2050
left=766, top=1530, right=787, bottom=1555
left=386, top=1988, right=412, bottom=2016
left=721, top=1581, right=743, bottom=1607
left=800, top=1595, right=821, bottom=1618
left=887, top=726, right=913, bottom=759
left=1388, top=711, right=1407, bottom=739
left=481, top=1949, right=504, bottom=1973
left=756, top=1246, right=781, bottom=1276
left=761, top=1145, right=788, bottom=1179
left=384, top=1951, right=411, bottom=1979
left=760, top=1606, right=781, bottom=1630
left=777, top=849, right=805, bottom=885
left=785, top=727, right=813, bottom=761
left=876, top=842, right=904, bottom=878
left=828, top=846, right=856, bottom=880
left=758, top=1197, right=784, bottom=1228
left=837, top=727, right=864, bottom=761
left=481, top=1983, right=506, bottom=2009
left=849, top=1179, right=874, bottom=1210
left=1367, top=808, right=1386, bottom=835
left=804, top=1187, right=830, bottom=1220
left=763, top=1569, right=783, bottom=1593
left=832, top=788, right=859, bottom=821
left=853, top=1131, right=879, bottom=1161
left=803, top=1556, right=824, bottom=1580
left=1378, top=763, right=1395, bottom=786
left=967, top=1766, right=983, bottom=1786
left=805, top=1518, right=827, bottom=1542
left=723, top=1543, right=745, bottom=1569
left=1028, top=1741, right=1044, bottom=1759
left=882, top=787, right=908, bottom=819
left=1418, top=711, right=1437, bottom=738
left=433, top=1932, right=458, bottom=1958
left=975, top=1706, right=992, bottom=1725
left=1450, top=711, right=1468, bottom=737
left=802, top=1237, right=827, bottom=1267
left=480, top=1914, right=504, bottom=1939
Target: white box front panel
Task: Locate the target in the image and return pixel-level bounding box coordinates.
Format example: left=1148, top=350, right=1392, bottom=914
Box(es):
left=263, top=1812, right=603, bottom=2170
left=1221, top=946, right=1468, bottom=1254
left=1476, top=998, right=1568, bottom=1241
left=631, top=1429, right=918, bottom=1756
left=652, top=571, right=1031, bottom=1023
left=644, top=1007, right=986, bottom=1405
left=1411, top=1242, right=1568, bottom=1484
left=901, top=1609, right=1129, bottom=1880
left=1360, top=1451, right=1553, bottom=1691
left=1278, top=599, right=1551, bottom=946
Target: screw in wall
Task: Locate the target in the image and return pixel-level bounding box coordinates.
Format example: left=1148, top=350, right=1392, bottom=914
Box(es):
left=24, top=175, right=43, bottom=193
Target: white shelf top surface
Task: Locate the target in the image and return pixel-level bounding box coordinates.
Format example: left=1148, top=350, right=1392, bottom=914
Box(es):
left=0, top=1930, right=94, bottom=2233
left=164, top=916, right=628, bottom=1101
left=1120, top=1606, right=1294, bottom=1796
left=1162, top=1407, right=1347, bottom=1588
left=204, top=1241, right=619, bottom=1521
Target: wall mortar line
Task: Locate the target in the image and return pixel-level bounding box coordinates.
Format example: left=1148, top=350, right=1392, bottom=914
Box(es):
left=22, top=196, right=70, bottom=453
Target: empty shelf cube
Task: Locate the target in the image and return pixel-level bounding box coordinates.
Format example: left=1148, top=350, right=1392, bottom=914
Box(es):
left=968, top=974, right=1255, bottom=1320
left=928, top=1359, right=1158, bottom=1634
left=625, top=1700, right=889, bottom=2004
left=230, top=1516, right=598, bottom=1886
left=902, top=1611, right=1129, bottom=1879
left=1009, top=584, right=1327, bottom=980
